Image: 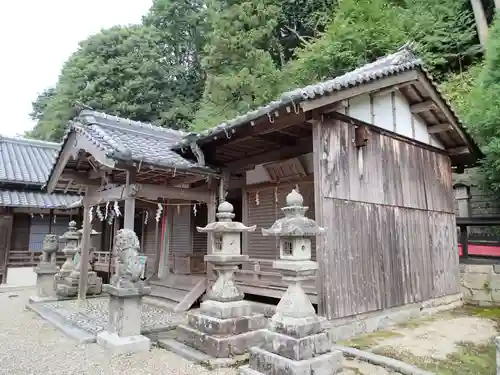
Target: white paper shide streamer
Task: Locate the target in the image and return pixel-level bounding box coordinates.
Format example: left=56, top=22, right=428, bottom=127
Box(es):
left=155, top=203, right=163, bottom=222
left=113, top=201, right=121, bottom=217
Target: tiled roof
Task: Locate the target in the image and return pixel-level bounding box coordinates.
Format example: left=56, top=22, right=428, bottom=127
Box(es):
left=0, top=189, right=80, bottom=208
left=173, top=44, right=468, bottom=149
left=49, top=110, right=217, bottom=183
left=0, top=137, right=60, bottom=185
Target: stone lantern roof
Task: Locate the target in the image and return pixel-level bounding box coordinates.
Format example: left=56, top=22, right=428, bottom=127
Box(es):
left=261, top=189, right=324, bottom=237
left=197, top=200, right=256, bottom=233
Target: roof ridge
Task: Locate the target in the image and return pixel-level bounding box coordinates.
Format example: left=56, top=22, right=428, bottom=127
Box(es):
left=77, top=109, right=188, bottom=137
left=0, top=136, right=61, bottom=149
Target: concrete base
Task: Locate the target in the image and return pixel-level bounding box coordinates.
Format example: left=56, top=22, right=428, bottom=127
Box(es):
left=240, top=347, right=343, bottom=375
left=97, top=331, right=151, bottom=354
left=28, top=295, right=59, bottom=304
left=176, top=323, right=263, bottom=358
left=158, top=338, right=249, bottom=369
left=35, top=268, right=58, bottom=298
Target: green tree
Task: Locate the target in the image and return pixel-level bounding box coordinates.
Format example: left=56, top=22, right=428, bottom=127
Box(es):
left=29, top=88, right=56, bottom=122
left=465, top=16, right=500, bottom=192
left=28, top=24, right=197, bottom=141
left=193, top=0, right=284, bottom=129
left=285, top=0, right=478, bottom=88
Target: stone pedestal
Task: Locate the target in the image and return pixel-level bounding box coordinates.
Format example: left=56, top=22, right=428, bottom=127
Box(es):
left=496, top=336, right=500, bottom=375
left=97, top=229, right=151, bottom=354
left=56, top=226, right=102, bottom=298
left=165, top=200, right=265, bottom=366
left=29, top=234, right=60, bottom=303
left=97, top=284, right=152, bottom=354
left=240, top=189, right=343, bottom=375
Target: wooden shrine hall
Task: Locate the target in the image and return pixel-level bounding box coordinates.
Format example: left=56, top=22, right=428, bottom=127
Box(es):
left=46, top=46, right=481, bottom=321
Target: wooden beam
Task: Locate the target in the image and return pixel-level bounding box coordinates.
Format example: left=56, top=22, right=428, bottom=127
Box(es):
left=371, top=82, right=414, bottom=97
left=410, top=100, right=436, bottom=114
left=60, top=171, right=102, bottom=186
left=253, top=111, right=306, bottom=134
left=123, top=169, right=136, bottom=230
left=225, top=138, right=313, bottom=172
left=47, top=132, right=77, bottom=193
left=415, top=71, right=477, bottom=155
left=77, top=189, right=94, bottom=305
left=300, top=70, right=419, bottom=112
left=428, top=123, right=452, bottom=134
left=447, top=146, right=470, bottom=156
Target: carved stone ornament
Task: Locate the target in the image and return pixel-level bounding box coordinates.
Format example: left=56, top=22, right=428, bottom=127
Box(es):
left=111, top=229, right=146, bottom=289
left=41, top=234, right=59, bottom=264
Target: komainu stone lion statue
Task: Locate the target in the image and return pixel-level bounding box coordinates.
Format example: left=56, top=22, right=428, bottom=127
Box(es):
left=110, top=229, right=145, bottom=289
left=41, top=234, right=59, bottom=264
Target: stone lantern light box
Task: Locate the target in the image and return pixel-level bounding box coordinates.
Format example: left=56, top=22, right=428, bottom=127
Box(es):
left=263, top=188, right=321, bottom=262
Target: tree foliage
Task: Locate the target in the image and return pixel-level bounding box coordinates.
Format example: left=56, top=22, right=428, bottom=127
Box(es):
left=28, top=0, right=482, bottom=143
left=465, top=16, right=500, bottom=192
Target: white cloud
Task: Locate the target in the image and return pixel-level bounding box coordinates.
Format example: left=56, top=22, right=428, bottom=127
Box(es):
left=0, top=0, right=152, bottom=137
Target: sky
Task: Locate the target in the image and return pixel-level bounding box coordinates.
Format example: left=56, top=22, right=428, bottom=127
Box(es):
left=0, top=0, right=153, bottom=138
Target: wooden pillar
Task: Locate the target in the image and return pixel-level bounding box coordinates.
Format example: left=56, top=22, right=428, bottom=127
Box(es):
left=206, top=180, right=217, bottom=280
left=124, top=169, right=136, bottom=230
left=158, top=201, right=172, bottom=279
left=78, top=195, right=92, bottom=304
left=470, top=0, right=488, bottom=48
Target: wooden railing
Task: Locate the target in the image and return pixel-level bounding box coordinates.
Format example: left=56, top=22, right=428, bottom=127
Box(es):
left=457, top=216, right=500, bottom=261
left=93, top=250, right=114, bottom=273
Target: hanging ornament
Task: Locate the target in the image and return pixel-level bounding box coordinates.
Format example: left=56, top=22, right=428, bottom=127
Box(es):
left=177, top=204, right=181, bottom=215
left=107, top=209, right=115, bottom=225
left=295, top=184, right=300, bottom=193
left=88, top=206, right=94, bottom=222
left=40, top=213, right=44, bottom=219
left=274, top=186, right=278, bottom=203
left=144, top=210, right=149, bottom=225
left=96, top=206, right=104, bottom=221
left=30, top=213, right=34, bottom=218
left=113, top=201, right=121, bottom=217
left=155, top=203, right=163, bottom=222
left=53, top=214, right=57, bottom=224
left=255, top=191, right=260, bottom=206
left=193, top=203, right=197, bottom=217
left=105, top=201, right=110, bottom=219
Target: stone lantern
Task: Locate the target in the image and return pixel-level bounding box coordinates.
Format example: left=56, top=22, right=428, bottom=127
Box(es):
left=56, top=226, right=102, bottom=297
left=57, top=221, right=81, bottom=278
left=167, top=200, right=267, bottom=366
left=240, top=189, right=344, bottom=375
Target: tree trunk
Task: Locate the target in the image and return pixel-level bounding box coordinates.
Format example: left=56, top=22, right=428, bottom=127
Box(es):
left=470, top=0, right=489, bottom=47
left=496, top=0, right=500, bottom=11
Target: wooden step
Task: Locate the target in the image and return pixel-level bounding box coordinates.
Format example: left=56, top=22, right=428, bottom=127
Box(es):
left=150, top=285, right=187, bottom=303
left=149, top=275, right=204, bottom=292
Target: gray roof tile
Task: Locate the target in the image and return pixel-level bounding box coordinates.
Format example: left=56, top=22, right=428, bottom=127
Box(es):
left=0, top=189, right=80, bottom=208
left=173, top=44, right=467, bottom=148
left=0, top=137, right=60, bottom=185
left=49, top=110, right=216, bottom=182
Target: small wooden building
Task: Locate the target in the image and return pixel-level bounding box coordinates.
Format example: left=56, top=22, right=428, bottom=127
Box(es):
left=0, top=137, right=79, bottom=285
left=46, top=46, right=481, bottom=320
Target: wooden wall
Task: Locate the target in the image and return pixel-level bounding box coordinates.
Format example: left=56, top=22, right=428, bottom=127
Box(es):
left=244, top=180, right=316, bottom=268
left=313, top=118, right=458, bottom=319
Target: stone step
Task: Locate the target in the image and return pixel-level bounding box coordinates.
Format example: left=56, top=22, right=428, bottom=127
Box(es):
left=143, top=295, right=178, bottom=311
left=149, top=285, right=187, bottom=303
left=149, top=275, right=204, bottom=292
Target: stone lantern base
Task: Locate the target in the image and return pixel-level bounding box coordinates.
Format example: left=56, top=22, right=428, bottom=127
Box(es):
left=55, top=270, right=102, bottom=298
left=29, top=263, right=60, bottom=303
left=96, top=283, right=151, bottom=354
left=175, top=299, right=267, bottom=360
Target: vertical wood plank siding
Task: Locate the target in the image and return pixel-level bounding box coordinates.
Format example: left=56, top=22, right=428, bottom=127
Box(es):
left=245, top=180, right=316, bottom=267
left=169, top=203, right=193, bottom=262
left=192, top=203, right=208, bottom=256
left=315, top=119, right=458, bottom=319
left=143, top=214, right=159, bottom=277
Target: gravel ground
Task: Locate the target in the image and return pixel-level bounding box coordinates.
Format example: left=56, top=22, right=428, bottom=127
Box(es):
left=0, top=288, right=399, bottom=375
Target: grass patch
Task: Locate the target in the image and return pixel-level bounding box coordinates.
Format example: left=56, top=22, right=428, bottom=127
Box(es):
left=463, top=305, right=500, bottom=321
left=339, top=330, right=402, bottom=349
left=373, top=341, right=495, bottom=375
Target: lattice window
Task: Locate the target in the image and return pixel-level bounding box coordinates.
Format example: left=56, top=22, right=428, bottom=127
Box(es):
left=263, top=158, right=306, bottom=183
left=214, top=235, right=223, bottom=252
left=283, top=239, right=293, bottom=256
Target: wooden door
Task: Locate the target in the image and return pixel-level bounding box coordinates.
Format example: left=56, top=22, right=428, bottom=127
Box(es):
left=0, top=215, right=13, bottom=283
